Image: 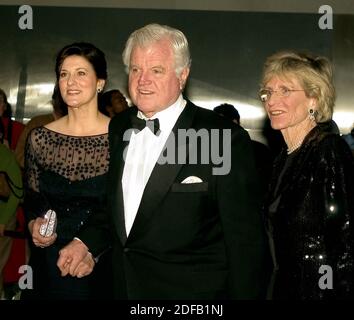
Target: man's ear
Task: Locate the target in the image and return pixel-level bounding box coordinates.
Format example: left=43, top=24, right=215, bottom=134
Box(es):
left=179, top=67, right=190, bottom=90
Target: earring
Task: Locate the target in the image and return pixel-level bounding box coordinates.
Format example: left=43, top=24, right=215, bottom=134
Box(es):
left=97, top=88, right=102, bottom=93
left=308, top=108, right=315, bottom=121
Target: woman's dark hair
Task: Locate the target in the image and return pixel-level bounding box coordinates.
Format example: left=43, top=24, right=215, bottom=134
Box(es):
left=55, top=42, right=108, bottom=81
left=51, top=83, right=68, bottom=117
left=0, top=88, right=13, bottom=146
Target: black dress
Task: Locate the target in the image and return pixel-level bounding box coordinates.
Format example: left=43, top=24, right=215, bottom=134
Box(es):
left=22, top=127, right=109, bottom=299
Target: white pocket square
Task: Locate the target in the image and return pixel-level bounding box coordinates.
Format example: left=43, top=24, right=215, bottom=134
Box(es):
left=181, top=176, right=203, bottom=184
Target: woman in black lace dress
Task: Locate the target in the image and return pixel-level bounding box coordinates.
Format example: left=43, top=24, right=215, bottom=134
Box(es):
left=22, top=43, right=110, bottom=299
left=259, top=51, right=354, bottom=299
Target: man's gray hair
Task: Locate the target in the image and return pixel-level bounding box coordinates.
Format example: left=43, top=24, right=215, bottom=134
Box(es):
left=122, top=23, right=191, bottom=76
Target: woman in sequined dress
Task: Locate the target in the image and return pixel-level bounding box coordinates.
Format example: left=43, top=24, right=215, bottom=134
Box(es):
left=259, top=50, right=354, bottom=299
left=22, top=43, right=110, bottom=299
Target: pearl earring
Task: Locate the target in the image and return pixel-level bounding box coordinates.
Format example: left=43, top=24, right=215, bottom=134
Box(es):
left=97, top=88, right=102, bottom=93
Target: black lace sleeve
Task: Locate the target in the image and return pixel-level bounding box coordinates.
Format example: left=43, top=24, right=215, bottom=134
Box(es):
left=24, top=127, right=48, bottom=223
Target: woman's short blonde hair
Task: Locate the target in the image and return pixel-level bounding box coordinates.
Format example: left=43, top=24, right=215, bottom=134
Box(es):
left=260, top=50, right=335, bottom=123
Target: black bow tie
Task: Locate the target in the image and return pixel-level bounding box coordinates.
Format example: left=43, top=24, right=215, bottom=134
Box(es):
left=131, top=115, right=160, bottom=135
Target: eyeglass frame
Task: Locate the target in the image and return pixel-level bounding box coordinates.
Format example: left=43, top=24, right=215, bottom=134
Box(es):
left=258, top=86, right=305, bottom=103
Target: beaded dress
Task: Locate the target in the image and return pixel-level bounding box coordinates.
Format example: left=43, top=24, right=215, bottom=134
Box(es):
left=264, top=123, right=354, bottom=299
left=22, top=126, right=109, bottom=299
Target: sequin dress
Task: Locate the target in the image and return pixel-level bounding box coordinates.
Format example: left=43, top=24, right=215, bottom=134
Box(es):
left=22, top=126, right=109, bottom=299
left=264, top=123, right=354, bottom=299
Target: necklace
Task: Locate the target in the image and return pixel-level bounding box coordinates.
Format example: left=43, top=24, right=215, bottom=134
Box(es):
left=286, top=120, right=315, bottom=155
left=287, top=139, right=303, bottom=154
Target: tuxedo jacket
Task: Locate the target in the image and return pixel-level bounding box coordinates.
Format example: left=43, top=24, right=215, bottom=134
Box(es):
left=80, top=100, right=267, bottom=299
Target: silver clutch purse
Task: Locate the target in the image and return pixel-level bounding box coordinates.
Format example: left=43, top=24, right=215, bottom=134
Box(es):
left=39, top=209, right=57, bottom=237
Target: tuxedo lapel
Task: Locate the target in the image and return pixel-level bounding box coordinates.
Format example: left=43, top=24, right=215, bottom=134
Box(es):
left=127, top=101, right=198, bottom=243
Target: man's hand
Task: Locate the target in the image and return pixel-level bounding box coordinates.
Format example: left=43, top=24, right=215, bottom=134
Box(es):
left=74, top=252, right=96, bottom=278
left=28, top=218, right=57, bottom=248
left=57, top=238, right=95, bottom=277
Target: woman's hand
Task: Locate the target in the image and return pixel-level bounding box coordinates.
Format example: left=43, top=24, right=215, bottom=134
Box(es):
left=28, top=218, right=57, bottom=248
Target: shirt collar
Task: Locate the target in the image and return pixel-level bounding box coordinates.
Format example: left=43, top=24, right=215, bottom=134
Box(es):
left=137, top=94, right=186, bottom=133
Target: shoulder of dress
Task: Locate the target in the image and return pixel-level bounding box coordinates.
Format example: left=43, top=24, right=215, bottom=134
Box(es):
left=26, top=126, right=41, bottom=139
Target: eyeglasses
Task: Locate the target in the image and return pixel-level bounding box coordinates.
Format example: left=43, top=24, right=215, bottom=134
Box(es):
left=258, top=87, right=305, bottom=102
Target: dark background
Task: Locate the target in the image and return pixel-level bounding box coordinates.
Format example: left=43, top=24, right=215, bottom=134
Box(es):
left=0, top=3, right=353, bottom=142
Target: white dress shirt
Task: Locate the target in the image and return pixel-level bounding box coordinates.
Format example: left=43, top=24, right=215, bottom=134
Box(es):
left=122, top=95, right=186, bottom=236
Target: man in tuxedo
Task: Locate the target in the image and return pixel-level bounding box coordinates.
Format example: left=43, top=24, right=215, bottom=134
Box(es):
left=57, top=23, right=267, bottom=299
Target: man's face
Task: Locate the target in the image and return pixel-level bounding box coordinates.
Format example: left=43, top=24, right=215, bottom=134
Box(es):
left=128, top=38, right=189, bottom=118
